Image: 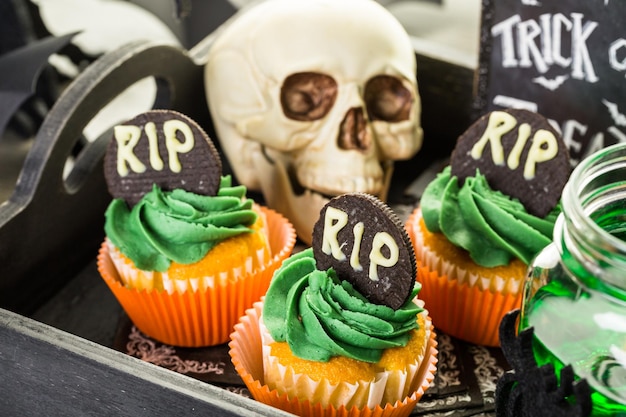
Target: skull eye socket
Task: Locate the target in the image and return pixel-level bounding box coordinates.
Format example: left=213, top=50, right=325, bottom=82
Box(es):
left=364, top=75, right=413, bottom=122
left=281, top=72, right=338, bottom=121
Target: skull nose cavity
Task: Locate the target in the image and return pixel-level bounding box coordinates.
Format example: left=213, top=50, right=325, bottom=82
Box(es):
left=338, top=107, right=370, bottom=151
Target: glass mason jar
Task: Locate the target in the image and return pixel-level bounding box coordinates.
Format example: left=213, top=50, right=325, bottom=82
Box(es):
left=520, top=143, right=626, bottom=416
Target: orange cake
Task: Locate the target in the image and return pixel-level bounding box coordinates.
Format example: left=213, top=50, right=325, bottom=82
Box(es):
left=267, top=314, right=428, bottom=383
left=106, top=206, right=270, bottom=292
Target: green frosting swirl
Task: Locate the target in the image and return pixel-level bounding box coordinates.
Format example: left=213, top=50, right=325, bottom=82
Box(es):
left=263, top=248, right=423, bottom=363
left=105, top=176, right=258, bottom=272
left=421, top=166, right=559, bottom=267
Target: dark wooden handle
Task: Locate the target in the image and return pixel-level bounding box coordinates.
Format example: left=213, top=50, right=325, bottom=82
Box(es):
left=0, top=40, right=206, bottom=314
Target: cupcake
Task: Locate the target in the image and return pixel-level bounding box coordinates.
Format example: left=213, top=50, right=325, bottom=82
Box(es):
left=230, top=193, right=437, bottom=416
left=406, top=108, right=571, bottom=346
left=97, top=109, right=296, bottom=347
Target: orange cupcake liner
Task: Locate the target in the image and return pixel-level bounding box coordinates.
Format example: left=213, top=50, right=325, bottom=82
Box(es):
left=97, top=206, right=296, bottom=347
left=416, top=263, right=521, bottom=347
left=229, top=301, right=438, bottom=417
left=405, top=208, right=522, bottom=347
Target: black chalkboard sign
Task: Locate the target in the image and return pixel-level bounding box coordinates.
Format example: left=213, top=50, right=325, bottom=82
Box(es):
left=477, top=0, right=626, bottom=165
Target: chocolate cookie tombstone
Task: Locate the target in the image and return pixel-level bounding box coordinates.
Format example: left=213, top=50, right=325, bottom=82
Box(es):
left=103, top=109, right=222, bottom=205
left=450, top=108, right=570, bottom=217
left=312, top=193, right=416, bottom=310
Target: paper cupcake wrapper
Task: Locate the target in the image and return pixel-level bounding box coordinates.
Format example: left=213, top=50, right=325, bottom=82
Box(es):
left=229, top=301, right=438, bottom=417
left=98, top=206, right=296, bottom=347
left=106, top=239, right=271, bottom=293
left=259, top=313, right=429, bottom=409
left=416, top=264, right=521, bottom=347
left=405, top=208, right=522, bottom=347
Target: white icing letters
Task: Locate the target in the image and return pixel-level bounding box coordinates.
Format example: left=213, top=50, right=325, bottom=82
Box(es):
left=145, top=122, right=164, bottom=171
left=506, top=123, right=531, bottom=170
left=321, top=206, right=348, bottom=261
left=524, top=129, right=558, bottom=179
left=471, top=111, right=517, bottom=165
left=350, top=222, right=364, bottom=271
left=368, top=232, right=398, bottom=282
left=322, top=206, right=399, bottom=282
left=164, top=120, right=194, bottom=173
left=114, top=119, right=196, bottom=176
left=115, top=125, right=146, bottom=177
left=471, top=111, right=558, bottom=179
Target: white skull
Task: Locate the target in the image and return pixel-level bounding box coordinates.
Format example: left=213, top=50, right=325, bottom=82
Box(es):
left=205, top=0, right=423, bottom=244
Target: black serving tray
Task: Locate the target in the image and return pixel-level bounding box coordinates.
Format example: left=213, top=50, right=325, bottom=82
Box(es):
left=0, top=15, right=495, bottom=415
left=0, top=307, right=294, bottom=417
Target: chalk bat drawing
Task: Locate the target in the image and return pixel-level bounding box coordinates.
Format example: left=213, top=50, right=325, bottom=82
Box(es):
left=603, top=99, right=626, bottom=127
left=532, top=75, right=569, bottom=91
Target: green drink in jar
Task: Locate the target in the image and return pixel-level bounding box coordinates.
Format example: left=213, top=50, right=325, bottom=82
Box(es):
left=520, top=143, right=626, bottom=416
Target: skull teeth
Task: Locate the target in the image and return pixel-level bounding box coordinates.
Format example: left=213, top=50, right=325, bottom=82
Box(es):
left=298, top=172, right=383, bottom=196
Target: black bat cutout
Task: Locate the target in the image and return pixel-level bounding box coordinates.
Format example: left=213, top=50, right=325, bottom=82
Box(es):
left=0, top=33, right=77, bottom=139
left=495, top=309, right=592, bottom=417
